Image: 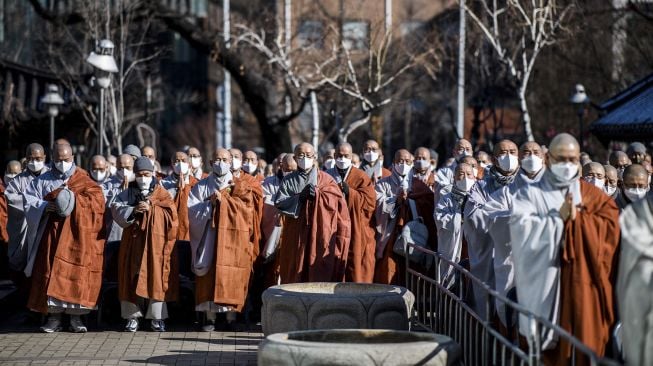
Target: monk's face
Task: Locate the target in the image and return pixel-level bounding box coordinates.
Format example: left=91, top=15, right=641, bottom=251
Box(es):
left=336, top=145, right=353, bottom=160
left=583, top=164, right=605, bottom=180
left=142, top=147, right=156, bottom=161
left=53, top=146, right=73, bottom=164
left=26, top=147, right=46, bottom=164
left=281, top=156, right=297, bottom=173
left=454, top=163, right=474, bottom=181
left=118, top=155, right=134, bottom=171
left=493, top=141, right=519, bottom=174
left=612, top=154, right=631, bottom=170
left=604, top=167, right=618, bottom=188
left=454, top=140, right=473, bottom=157
left=324, top=149, right=335, bottom=160
left=414, top=148, right=430, bottom=162
left=294, top=144, right=315, bottom=161
left=363, top=141, right=380, bottom=154
left=352, top=154, right=361, bottom=167
left=173, top=152, right=188, bottom=164
left=623, top=172, right=648, bottom=190
left=136, top=170, right=153, bottom=178
left=243, top=151, right=258, bottom=165
left=91, top=158, right=107, bottom=171
left=213, top=149, right=232, bottom=164
left=393, top=150, right=413, bottom=165
left=519, top=142, right=542, bottom=160
left=229, top=149, right=242, bottom=161
left=547, top=141, right=580, bottom=169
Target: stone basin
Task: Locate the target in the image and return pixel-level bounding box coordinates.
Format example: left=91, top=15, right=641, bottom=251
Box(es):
left=258, top=329, right=462, bottom=366
left=261, top=282, right=415, bottom=336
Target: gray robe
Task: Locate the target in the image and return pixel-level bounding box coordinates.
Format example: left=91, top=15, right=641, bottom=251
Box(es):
left=160, top=174, right=189, bottom=200
left=4, top=167, right=48, bottom=270
left=101, top=176, right=127, bottom=243
left=617, top=194, right=653, bottom=366
left=274, top=168, right=318, bottom=219
left=434, top=186, right=471, bottom=288
left=360, top=160, right=384, bottom=180
left=484, top=168, right=544, bottom=325
left=509, top=171, right=582, bottom=349
left=436, top=161, right=457, bottom=189
left=374, top=170, right=412, bottom=259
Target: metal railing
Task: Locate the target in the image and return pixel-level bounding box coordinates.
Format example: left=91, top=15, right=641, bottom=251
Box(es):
left=405, top=244, right=622, bottom=366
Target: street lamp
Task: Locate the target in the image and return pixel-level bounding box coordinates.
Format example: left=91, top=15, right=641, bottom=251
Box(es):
left=86, top=39, right=118, bottom=155
left=40, top=84, right=64, bottom=151
left=570, top=84, right=590, bottom=150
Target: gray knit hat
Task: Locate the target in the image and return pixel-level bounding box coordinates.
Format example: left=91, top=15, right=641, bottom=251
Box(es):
left=134, top=156, right=154, bottom=172
left=627, top=142, right=646, bottom=155
left=124, top=144, right=142, bottom=158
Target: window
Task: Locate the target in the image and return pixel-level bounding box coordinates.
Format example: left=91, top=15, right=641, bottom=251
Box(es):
left=401, top=20, right=425, bottom=37
left=297, top=20, right=324, bottom=49
left=342, top=21, right=369, bottom=51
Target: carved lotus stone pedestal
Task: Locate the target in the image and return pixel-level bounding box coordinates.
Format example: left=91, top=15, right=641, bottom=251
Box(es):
left=258, top=329, right=462, bottom=366
left=261, top=282, right=415, bottom=336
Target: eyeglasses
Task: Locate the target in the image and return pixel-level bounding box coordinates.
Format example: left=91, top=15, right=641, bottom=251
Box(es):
left=295, top=153, right=315, bottom=159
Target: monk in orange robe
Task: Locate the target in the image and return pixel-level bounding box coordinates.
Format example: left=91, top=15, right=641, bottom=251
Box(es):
left=326, top=142, right=376, bottom=283
left=274, top=142, right=350, bottom=284
left=374, top=149, right=437, bottom=285
left=0, top=181, right=8, bottom=244
left=188, top=148, right=263, bottom=331
left=24, top=143, right=105, bottom=333
left=510, top=133, right=620, bottom=365
left=161, top=151, right=199, bottom=242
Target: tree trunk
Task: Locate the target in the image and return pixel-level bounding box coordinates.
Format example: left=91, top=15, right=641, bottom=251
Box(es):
left=518, top=88, right=534, bottom=142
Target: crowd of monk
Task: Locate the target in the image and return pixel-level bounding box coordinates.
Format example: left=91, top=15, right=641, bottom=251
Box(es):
left=0, top=134, right=652, bottom=364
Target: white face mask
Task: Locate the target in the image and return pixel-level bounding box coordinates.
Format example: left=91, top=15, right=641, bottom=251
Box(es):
left=624, top=187, right=648, bottom=202
left=521, top=155, right=543, bottom=174
left=480, top=162, right=489, bottom=169
left=394, top=163, right=412, bottom=176
left=298, top=157, right=314, bottom=171
left=213, top=161, right=231, bottom=176
left=242, top=162, right=258, bottom=174
left=55, top=161, right=73, bottom=174
left=550, top=162, right=578, bottom=181
left=136, top=176, right=152, bottom=190
left=91, top=170, right=107, bottom=182
left=455, top=150, right=471, bottom=161
left=120, top=168, right=135, bottom=182
left=109, top=165, right=117, bottom=176
left=604, top=185, right=617, bottom=196
left=27, top=160, right=45, bottom=173
left=455, top=177, right=475, bottom=192
left=497, top=154, right=519, bottom=173
left=335, top=157, right=352, bottom=170
left=174, top=162, right=189, bottom=175
left=363, top=151, right=379, bottom=163
left=323, top=159, right=336, bottom=170
left=414, top=159, right=430, bottom=170
left=190, top=157, right=202, bottom=169
left=231, top=158, right=242, bottom=171
left=472, top=168, right=479, bottom=178
left=584, top=177, right=605, bottom=190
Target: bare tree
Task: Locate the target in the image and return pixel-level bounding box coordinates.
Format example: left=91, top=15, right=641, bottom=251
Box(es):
left=465, top=0, right=574, bottom=141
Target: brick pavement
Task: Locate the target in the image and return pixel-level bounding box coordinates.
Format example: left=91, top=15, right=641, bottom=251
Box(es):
left=0, top=328, right=263, bottom=365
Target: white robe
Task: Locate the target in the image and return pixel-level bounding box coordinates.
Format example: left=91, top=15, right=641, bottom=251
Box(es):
left=101, top=176, right=127, bottom=243
left=374, top=170, right=412, bottom=259
left=434, top=187, right=470, bottom=288
left=509, top=172, right=581, bottom=349
left=617, top=195, right=653, bottom=366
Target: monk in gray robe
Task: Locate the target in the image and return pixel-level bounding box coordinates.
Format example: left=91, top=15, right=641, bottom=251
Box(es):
left=510, top=133, right=619, bottom=363
left=6, top=144, right=50, bottom=272
left=436, top=139, right=473, bottom=188
left=463, top=139, right=520, bottom=321
left=617, top=191, right=653, bottom=366
left=434, top=163, right=475, bottom=288
left=614, top=164, right=649, bottom=211
left=604, top=165, right=619, bottom=198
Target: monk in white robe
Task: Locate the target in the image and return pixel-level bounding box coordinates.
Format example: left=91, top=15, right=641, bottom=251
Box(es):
left=436, top=139, right=473, bottom=188
left=617, top=192, right=653, bottom=366
left=510, top=133, right=619, bottom=364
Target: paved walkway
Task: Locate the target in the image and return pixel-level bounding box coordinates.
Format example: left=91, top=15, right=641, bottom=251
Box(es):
left=0, top=329, right=262, bottom=365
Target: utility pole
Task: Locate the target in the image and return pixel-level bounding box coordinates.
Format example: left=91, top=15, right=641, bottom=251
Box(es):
left=222, top=0, right=232, bottom=149
left=382, top=0, right=392, bottom=152
left=456, top=0, right=466, bottom=139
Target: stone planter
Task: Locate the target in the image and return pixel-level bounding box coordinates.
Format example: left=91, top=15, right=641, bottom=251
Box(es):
left=261, top=282, right=414, bottom=336
left=258, top=329, right=462, bottom=366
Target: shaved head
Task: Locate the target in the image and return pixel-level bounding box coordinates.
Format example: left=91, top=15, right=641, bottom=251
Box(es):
left=294, top=142, right=315, bottom=156
left=54, top=138, right=71, bottom=147
left=26, top=143, right=45, bottom=156
left=582, top=162, right=605, bottom=179
left=336, top=142, right=353, bottom=153
left=173, top=151, right=188, bottom=163
left=244, top=150, right=258, bottom=160
left=214, top=148, right=232, bottom=162
left=624, top=164, right=648, bottom=180
left=519, top=141, right=542, bottom=159
left=455, top=139, right=472, bottom=152
left=454, top=162, right=474, bottom=181
left=281, top=154, right=297, bottom=172
left=6, top=160, right=22, bottom=175
left=335, top=142, right=353, bottom=158
left=118, top=154, right=134, bottom=170
left=547, top=133, right=580, bottom=168
left=188, top=147, right=201, bottom=157
left=609, top=151, right=630, bottom=169
left=142, top=146, right=156, bottom=160
left=229, top=148, right=243, bottom=160
left=493, top=140, right=518, bottom=157
left=53, top=143, right=72, bottom=162
left=91, top=155, right=107, bottom=170
left=393, top=149, right=413, bottom=164
left=414, top=147, right=430, bottom=160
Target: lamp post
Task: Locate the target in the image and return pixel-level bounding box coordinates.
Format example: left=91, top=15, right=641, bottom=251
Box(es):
left=40, top=84, right=64, bottom=151
left=86, top=39, right=118, bottom=156
left=570, top=84, right=589, bottom=150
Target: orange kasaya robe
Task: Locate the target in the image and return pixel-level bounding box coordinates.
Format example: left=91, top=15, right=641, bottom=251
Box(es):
left=118, top=185, right=179, bottom=303
left=374, top=178, right=436, bottom=285
left=342, top=168, right=377, bottom=283
left=27, top=169, right=106, bottom=314
left=275, top=171, right=351, bottom=284
left=0, top=183, right=8, bottom=243
left=547, top=181, right=620, bottom=365
left=195, top=173, right=263, bottom=312
left=173, top=175, right=199, bottom=241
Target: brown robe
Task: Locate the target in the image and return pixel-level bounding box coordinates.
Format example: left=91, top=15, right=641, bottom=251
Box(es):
left=275, top=171, right=351, bottom=284
left=0, top=183, right=8, bottom=243
left=174, top=176, right=199, bottom=241
left=118, top=185, right=179, bottom=303
left=550, top=181, right=620, bottom=365
left=195, top=174, right=263, bottom=312
left=27, top=169, right=106, bottom=314
left=342, top=168, right=377, bottom=283
left=374, top=178, right=436, bottom=285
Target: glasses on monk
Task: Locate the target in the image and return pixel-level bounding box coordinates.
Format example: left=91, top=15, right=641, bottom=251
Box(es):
left=395, top=159, right=412, bottom=164
left=189, top=154, right=201, bottom=158
left=549, top=154, right=579, bottom=164
left=364, top=147, right=378, bottom=153
left=295, top=153, right=314, bottom=159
